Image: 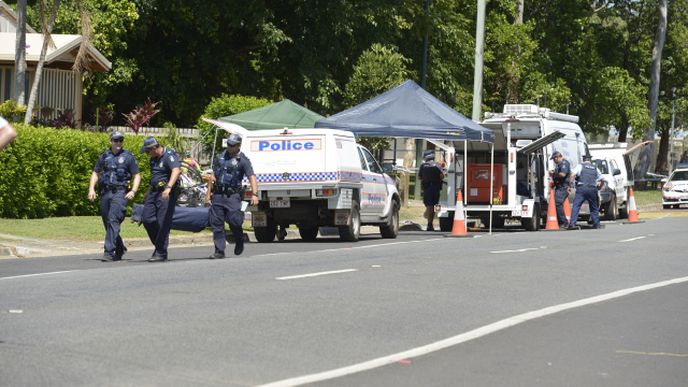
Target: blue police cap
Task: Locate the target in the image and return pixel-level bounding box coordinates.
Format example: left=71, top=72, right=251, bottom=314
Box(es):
left=110, top=131, right=124, bottom=140
left=227, top=133, right=242, bottom=146
left=140, top=136, right=159, bottom=153
left=423, top=150, right=435, bottom=160
left=550, top=151, right=562, bottom=160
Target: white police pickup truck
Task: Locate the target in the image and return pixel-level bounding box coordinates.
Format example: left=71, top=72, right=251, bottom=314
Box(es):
left=241, top=128, right=400, bottom=242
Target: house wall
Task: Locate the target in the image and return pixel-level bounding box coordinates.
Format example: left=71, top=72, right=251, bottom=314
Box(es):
left=0, top=65, right=81, bottom=124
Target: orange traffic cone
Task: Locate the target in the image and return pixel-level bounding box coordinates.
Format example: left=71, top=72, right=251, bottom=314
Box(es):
left=446, top=191, right=469, bottom=237
left=545, top=187, right=562, bottom=231
left=564, top=196, right=571, bottom=224
left=623, top=186, right=643, bottom=224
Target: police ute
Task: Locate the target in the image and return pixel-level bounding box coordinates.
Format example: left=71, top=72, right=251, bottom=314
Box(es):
left=240, top=128, right=400, bottom=242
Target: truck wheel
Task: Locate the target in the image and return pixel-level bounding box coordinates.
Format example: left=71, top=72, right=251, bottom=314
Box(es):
left=380, top=201, right=399, bottom=238
left=521, top=204, right=540, bottom=231
left=298, top=226, right=319, bottom=241
left=439, top=212, right=454, bottom=232
left=339, top=201, right=361, bottom=242
left=603, top=194, right=618, bottom=220
left=254, top=223, right=277, bottom=243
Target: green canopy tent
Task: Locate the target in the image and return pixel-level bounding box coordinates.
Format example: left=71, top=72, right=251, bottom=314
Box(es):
left=218, top=99, right=323, bottom=130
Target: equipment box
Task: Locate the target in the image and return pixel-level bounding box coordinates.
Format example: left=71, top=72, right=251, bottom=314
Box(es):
left=467, top=163, right=504, bottom=204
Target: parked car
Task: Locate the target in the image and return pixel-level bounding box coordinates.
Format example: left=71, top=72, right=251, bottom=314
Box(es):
left=593, top=157, right=628, bottom=220
left=662, top=168, right=688, bottom=209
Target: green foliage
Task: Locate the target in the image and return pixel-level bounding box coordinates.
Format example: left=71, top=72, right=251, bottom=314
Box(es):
left=593, top=67, right=651, bottom=138
left=344, top=43, right=412, bottom=154
left=0, top=100, right=27, bottom=123
left=0, top=125, right=151, bottom=218
left=122, top=99, right=161, bottom=134
left=161, top=121, right=186, bottom=155
left=196, top=94, right=271, bottom=152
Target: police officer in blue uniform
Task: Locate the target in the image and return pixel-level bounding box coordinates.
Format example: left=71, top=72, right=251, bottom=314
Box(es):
left=206, top=133, right=259, bottom=258
left=88, top=131, right=141, bottom=262
left=549, top=151, right=571, bottom=228
left=418, top=150, right=445, bottom=231
left=568, top=154, right=604, bottom=230
left=140, top=136, right=181, bottom=262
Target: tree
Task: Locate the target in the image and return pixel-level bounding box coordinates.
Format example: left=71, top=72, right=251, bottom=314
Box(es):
left=13, top=0, right=27, bottom=106
left=636, top=0, right=668, bottom=177
left=343, top=43, right=413, bottom=154
left=24, top=0, right=61, bottom=125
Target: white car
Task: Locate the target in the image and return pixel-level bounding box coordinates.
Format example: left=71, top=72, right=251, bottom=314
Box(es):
left=593, top=157, right=629, bottom=219
left=662, top=168, right=688, bottom=209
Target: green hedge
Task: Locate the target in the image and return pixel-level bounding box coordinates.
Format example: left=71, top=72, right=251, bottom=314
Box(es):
left=0, top=125, right=155, bottom=218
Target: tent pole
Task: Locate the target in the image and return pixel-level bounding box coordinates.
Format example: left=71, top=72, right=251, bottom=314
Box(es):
left=489, top=143, right=494, bottom=235
left=210, top=127, right=219, bottom=169
left=463, top=139, right=468, bottom=217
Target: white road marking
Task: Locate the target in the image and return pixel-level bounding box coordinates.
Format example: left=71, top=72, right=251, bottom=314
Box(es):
left=317, top=238, right=446, bottom=254
left=490, top=247, right=545, bottom=254
left=616, top=350, right=688, bottom=358
left=276, top=269, right=358, bottom=281
left=259, top=275, right=688, bottom=387
left=619, top=236, right=647, bottom=243
left=0, top=270, right=78, bottom=281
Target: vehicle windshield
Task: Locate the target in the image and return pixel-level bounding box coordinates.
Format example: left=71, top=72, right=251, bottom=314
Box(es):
left=593, top=159, right=608, bottom=174
left=669, top=170, right=688, bottom=181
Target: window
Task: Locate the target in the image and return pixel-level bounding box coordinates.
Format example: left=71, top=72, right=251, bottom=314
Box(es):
left=594, top=159, right=609, bottom=174
left=357, top=148, right=368, bottom=171
left=361, top=148, right=382, bottom=173
left=610, top=160, right=621, bottom=175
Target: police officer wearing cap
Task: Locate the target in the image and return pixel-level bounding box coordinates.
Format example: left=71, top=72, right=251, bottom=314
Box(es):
left=205, top=133, right=258, bottom=258
left=418, top=149, right=445, bottom=231
left=140, top=136, right=181, bottom=262
left=88, top=131, right=141, bottom=261
left=549, top=150, right=571, bottom=228
left=568, top=154, right=604, bottom=229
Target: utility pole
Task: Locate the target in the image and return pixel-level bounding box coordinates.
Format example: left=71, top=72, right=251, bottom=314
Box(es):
left=471, top=0, right=487, bottom=122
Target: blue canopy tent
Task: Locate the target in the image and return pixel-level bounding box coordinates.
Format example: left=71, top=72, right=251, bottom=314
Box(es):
left=315, top=80, right=493, bottom=143
left=316, top=80, right=500, bottom=233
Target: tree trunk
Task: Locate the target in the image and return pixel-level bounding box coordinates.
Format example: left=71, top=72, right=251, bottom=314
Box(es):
left=634, top=0, right=668, bottom=179
left=25, top=0, right=61, bottom=125
left=13, top=0, right=27, bottom=105
left=617, top=112, right=629, bottom=143
left=655, top=125, right=669, bottom=174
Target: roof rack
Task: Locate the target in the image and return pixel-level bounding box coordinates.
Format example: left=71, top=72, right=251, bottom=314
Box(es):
left=483, top=104, right=580, bottom=123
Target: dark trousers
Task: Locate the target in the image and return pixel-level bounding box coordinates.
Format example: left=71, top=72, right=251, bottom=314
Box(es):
left=142, top=190, right=177, bottom=258
left=554, top=186, right=569, bottom=226
left=99, top=189, right=127, bottom=257
left=570, top=187, right=600, bottom=227
left=209, top=192, right=244, bottom=253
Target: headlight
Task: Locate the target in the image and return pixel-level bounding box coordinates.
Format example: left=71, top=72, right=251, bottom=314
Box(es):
left=663, top=183, right=673, bottom=192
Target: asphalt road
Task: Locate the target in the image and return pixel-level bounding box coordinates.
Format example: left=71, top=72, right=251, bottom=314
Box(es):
left=1, top=216, right=687, bottom=386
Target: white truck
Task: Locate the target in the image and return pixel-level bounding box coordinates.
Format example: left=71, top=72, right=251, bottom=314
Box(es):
left=435, top=104, right=589, bottom=231
left=239, top=128, right=400, bottom=242
left=589, top=143, right=633, bottom=220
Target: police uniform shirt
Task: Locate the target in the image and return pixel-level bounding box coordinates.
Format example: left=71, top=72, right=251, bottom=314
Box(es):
left=553, top=159, right=571, bottom=188
left=571, top=162, right=602, bottom=187
left=419, top=161, right=443, bottom=189
left=149, top=148, right=181, bottom=187
left=93, top=149, right=139, bottom=187
left=213, top=151, right=255, bottom=189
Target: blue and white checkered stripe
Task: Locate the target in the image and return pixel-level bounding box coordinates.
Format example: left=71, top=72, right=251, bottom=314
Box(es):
left=243, top=171, right=339, bottom=184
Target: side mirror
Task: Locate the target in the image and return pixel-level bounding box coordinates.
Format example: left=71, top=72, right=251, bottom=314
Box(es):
left=613, top=169, right=621, bottom=176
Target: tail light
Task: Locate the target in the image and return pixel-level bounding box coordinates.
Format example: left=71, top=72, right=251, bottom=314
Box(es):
left=315, top=188, right=337, bottom=197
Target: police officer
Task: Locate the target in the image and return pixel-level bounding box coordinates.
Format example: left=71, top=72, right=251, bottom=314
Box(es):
left=205, top=133, right=258, bottom=258
left=88, top=131, right=141, bottom=262
left=568, top=154, right=604, bottom=230
left=0, top=115, right=17, bottom=151
left=418, top=149, right=445, bottom=231
left=549, top=151, right=571, bottom=228
left=140, top=136, right=181, bottom=262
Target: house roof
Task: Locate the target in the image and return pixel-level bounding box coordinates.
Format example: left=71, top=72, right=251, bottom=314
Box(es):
left=0, top=1, right=37, bottom=33
left=0, top=32, right=111, bottom=72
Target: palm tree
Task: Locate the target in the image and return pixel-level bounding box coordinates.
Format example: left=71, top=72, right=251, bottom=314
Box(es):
left=13, top=0, right=27, bottom=106
left=24, top=0, right=61, bottom=124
